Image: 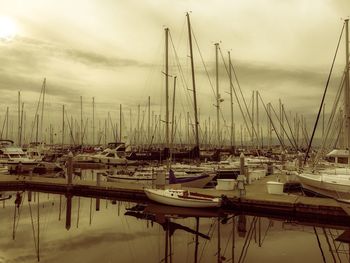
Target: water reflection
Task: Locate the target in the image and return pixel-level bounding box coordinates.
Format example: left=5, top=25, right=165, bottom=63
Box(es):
left=0, top=190, right=349, bottom=263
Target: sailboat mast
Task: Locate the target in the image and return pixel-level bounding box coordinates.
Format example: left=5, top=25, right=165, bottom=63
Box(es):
left=6, top=107, right=9, bottom=139
left=229, top=51, right=234, bottom=151
left=186, top=12, right=200, bottom=155
left=92, top=97, right=95, bottom=145
left=40, top=78, right=46, bottom=143
left=148, top=96, right=151, bottom=143
left=120, top=104, right=122, bottom=142
left=345, top=19, right=350, bottom=151
left=18, top=91, right=20, bottom=145
left=62, top=105, right=65, bottom=147
left=215, top=43, right=220, bottom=147
left=80, top=96, right=83, bottom=146
left=171, top=76, right=177, bottom=147
left=165, top=27, right=170, bottom=150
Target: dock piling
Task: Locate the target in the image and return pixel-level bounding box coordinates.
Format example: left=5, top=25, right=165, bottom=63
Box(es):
left=66, top=151, right=73, bottom=186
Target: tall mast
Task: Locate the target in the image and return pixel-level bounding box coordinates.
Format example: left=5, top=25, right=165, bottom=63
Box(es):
left=228, top=51, right=234, bottom=151
left=252, top=91, right=255, bottom=147
left=62, top=105, right=65, bottom=148
left=137, top=104, right=140, bottom=147
left=256, top=90, right=260, bottom=149
left=92, top=97, right=95, bottom=145
left=345, top=19, right=349, bottom=151
left=171, top=76, right=177, bottom=147
left=80, top=96, right=83, bottom=146
left=18, top=91, right=21, bottom=145
left=6, top=107, right=9, bottom=139
left=215, top=43, right=220, bottom=147
left=186, top=12, right=200, bottom=155
left=165, top=27, right=170, bottom=150
left=148, top=96, right=151, bottom=144
left=119, top=104, right=122, bottom=142
left=20, top=103, right=24, bottom=145
left=40, top=78, right=46, bottom=143
left=129, top=109, right=132, bottom=146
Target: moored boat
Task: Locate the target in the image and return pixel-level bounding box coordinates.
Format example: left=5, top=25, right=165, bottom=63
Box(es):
left=144, top=188, right=222, bottom=208
left=0, top=139, right=38, bottom=173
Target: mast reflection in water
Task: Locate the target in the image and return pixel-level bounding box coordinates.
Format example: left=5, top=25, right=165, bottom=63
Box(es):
left=0, top=191, right=349, bottom=263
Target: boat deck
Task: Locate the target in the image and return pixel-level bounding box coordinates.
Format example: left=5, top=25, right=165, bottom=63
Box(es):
left=0, top=173, right=348, bottom=227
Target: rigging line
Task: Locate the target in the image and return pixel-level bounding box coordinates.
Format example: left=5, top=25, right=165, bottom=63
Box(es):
left=219, top=47, right=261, bottom=148
left=81, top=117, right=89, bottom=143
left=0, top=110, right=7, bottom=138
left=315, top=75, right=345, bottom=152
left=258, top=93, right=286, bottom=149
left=14, top=192, right=25, bottom=233
left=199, top=218, right=217, bottom=262
left=282, top=105, right=299, bottom=150
left=217, top=47, right=254, bottom=142
left=241, top=218, right=258, bottom=263
left=261, top=219, right=273, bottom=244
left=64, top=110, right=76, bottom=145
left=327, top=229, right=343, bottom=262
left=191, top=30, right=217, bottom=100
left=304, top=21, right=345, bottom=165
left=325, top=71, right=346, bottom=130
left=332, top=116, right=344, bottom=149
left=228, top=53, right=256, bottom=139
left=30, top=79, right=45, bottom=142
left=222, top=228, right=233, bottom=259
left=169, top=33, right=193, bottom=111
left=238, top=217, right=257, bottom=263
left=270, top=103, right=297, bottom=150
left=322, top=228, right=337, bottom=263
left=28, top=201, right=38, bottom=254
left=314, top=227, right=327, bottom=263
left=313, top=74, right=345, bottom=167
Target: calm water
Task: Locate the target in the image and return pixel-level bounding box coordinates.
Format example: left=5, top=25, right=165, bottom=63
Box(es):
left=0, top=171, right=349, bottom=263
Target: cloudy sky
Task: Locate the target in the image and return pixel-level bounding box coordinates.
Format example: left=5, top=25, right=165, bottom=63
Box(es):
left=0, top=0, right=349, bottom=144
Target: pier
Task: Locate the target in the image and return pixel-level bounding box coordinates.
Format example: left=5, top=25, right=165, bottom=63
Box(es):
left=0, top=173, right=348, bottom=228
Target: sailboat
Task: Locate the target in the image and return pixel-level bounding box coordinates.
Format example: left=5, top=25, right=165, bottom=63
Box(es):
left=144, top=15, right=222, bottom=206
left=298, top=19, right=350, bottom=202
left=144, top=188, right=221, bottom=208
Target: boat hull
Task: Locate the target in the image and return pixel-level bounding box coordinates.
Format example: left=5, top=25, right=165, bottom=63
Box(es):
left=144, top=188, right=221, bottom=208
left=298, top=173, right=350, bottom=199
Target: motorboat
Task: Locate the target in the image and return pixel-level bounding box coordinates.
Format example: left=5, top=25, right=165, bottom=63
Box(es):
left=92, top=148, right=134, bottom=165
left=0, top=140, right=38, bottom=173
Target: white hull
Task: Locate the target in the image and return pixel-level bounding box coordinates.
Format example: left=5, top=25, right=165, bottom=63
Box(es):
left=144, top=188, right=221, bottom=208
left=298, top=173, right=350, bottom=199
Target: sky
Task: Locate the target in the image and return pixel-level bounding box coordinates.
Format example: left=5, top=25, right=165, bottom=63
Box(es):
left=0, top=0, right=349, bottom=145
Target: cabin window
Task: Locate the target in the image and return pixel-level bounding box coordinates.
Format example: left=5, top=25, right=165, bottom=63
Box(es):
left=326, top=157, right=335, bottom=163
left=337, top=157, right=348, bottom=164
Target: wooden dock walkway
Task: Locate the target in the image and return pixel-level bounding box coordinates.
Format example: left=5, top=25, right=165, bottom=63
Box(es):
left=0, top=173, right=349, bottom=227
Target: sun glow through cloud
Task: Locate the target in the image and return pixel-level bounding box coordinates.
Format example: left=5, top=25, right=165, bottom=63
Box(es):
left=0, top=16, right=18, bottom=41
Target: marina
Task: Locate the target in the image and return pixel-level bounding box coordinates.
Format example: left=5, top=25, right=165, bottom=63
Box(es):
left=0, top=1, right=350, bottom=262
left=0, top=171, right=348, bottom=227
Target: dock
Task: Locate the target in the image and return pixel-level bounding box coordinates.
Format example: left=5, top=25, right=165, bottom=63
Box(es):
left=0, top=173, right=349, bottom=228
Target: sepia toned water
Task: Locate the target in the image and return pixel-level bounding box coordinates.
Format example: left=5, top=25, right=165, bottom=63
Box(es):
left=0, top=171, right=349, bottom=263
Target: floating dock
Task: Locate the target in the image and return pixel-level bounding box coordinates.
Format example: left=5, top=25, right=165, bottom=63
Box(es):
left=0, top=173, right=348, bottom=228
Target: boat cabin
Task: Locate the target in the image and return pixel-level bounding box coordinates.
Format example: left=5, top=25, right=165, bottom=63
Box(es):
left=326, top=149, right=350, bottom=164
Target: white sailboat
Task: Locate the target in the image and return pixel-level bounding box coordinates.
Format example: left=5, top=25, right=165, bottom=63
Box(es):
left=298, top=19, right=350, bottom=203
left=144, top=15, right=221, bottom=206
left=144, top=188, right=221, bottom=208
